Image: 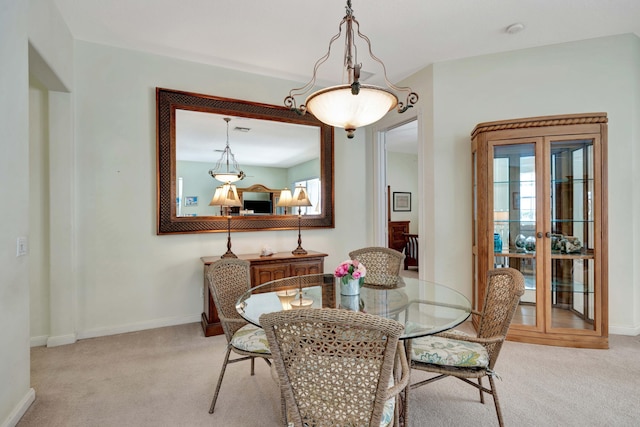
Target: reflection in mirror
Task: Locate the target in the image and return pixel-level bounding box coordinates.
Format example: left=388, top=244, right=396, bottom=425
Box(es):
left=175, top=111, right=320, bottom=218
left=156, top=88, right=334, bottom=234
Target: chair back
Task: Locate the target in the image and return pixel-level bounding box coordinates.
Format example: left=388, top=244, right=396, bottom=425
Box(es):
left=206, top=258, right=251, bottom=342
left=403, top=233, right=419, bottom=268
left=349, top=246, right=405, bottom=287
left=477, top=268, right=525, bottom=367
left=260, top=308, right=404, bottom=427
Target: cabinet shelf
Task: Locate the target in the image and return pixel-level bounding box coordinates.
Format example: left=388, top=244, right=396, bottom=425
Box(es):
left=494, top=178, right=594, bottom=185
left=551, top=178, right=594, bottom=184
left=493, top=219, right=593, bottom=224
left=493, top=249, right=594, bottom=259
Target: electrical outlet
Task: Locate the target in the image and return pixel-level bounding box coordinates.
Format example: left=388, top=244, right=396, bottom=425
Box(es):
left=17, top=236, right=28, bottom=257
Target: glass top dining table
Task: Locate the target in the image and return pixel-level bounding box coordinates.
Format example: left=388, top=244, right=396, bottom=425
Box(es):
left=236, top=273, right=471, bottom=340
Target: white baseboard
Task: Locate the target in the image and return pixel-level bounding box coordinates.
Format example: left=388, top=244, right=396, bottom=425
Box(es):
left=76, top=313, right=201, bottom=340
left=29, top=314, right=201, bottom=345
left=47, top=333, right=77, bottom=347
left=1, top=388, right=35, bottom=427
left=609, top=324, right=640, bottom=336
left=31, top=333, right=77, bottom=348
left=30, top=335, right=48, bottom=348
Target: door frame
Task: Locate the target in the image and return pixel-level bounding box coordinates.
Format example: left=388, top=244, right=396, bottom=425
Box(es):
left=370, top=109, right=422, bottom=257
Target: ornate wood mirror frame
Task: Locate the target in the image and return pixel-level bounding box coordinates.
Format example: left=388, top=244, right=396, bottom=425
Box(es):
left=157, top=88, right=335, bottom=234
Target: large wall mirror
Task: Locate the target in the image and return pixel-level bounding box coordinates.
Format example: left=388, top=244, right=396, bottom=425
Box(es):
left=157, top=88, right=335, bottom=234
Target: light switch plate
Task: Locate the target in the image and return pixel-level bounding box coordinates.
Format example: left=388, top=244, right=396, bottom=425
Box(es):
left=17, top=236, right=28, bottom=256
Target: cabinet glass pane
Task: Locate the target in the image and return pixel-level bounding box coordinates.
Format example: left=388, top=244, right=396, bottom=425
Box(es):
left=493, top=143, right=536, bottom=325
left=549, top=139, right=595, bottom=331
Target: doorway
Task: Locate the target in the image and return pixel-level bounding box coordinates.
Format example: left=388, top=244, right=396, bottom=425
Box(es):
left=373, top=117, right=421, bottom=275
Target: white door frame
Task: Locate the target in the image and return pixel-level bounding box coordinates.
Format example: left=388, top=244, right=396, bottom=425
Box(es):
left=370, top=109, right=423, bottom=249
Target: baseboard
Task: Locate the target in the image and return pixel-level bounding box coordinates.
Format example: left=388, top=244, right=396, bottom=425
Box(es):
left=47, top=333, right=77, bottom=347
left=30, top=335, right=48, bottom=348
left=1, top=388, right=35, bottom=427
left=76, top=314, right=201, bottom=340
left=609, top=324, right=640, bottom=336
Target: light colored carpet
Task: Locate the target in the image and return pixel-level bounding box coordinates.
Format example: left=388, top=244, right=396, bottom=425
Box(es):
left=18, top=320, right=640, bottom=427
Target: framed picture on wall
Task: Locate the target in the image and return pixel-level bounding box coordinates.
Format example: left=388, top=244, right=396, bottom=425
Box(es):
left=393, top=192, right=411, bottom=212
left=184, top=196, right=198, bottom=207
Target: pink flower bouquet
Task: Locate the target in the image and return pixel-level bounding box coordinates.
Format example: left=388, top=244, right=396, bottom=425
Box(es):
left=334, top=259, right=367, bottom=286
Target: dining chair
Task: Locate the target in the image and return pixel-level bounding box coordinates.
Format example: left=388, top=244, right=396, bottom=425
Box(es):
left=349, top=246, right=405, bottom=287
left=205, top=258, right=272, bottom=414
left=260, top=308, right=410, bottom=427
left=408, top=267, right=524, bottom=426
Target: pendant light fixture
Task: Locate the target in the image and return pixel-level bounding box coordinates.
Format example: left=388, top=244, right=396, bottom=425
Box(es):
left=209, top=117, right=246, bottom=183
left=284, top=0, right=418, bottom=139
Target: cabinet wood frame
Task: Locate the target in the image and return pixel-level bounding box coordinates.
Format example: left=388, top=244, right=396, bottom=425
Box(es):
left=471, top=113, right=608, bottom=349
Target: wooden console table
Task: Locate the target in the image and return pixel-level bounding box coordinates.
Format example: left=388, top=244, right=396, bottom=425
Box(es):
left=200, top=250, right=328, bottom=336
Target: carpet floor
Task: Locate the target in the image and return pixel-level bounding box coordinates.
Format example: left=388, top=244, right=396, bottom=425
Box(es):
left=17, top=319, right=640, bottom=427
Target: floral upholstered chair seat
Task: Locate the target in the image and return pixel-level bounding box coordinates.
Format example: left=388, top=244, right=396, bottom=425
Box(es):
left=230, top=324, right=270, bottom=354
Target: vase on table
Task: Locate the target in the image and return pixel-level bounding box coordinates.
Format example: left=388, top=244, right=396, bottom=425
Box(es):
left=340, top=294, right=362, bottom=311
left=340, top=278, right=361, bottom=296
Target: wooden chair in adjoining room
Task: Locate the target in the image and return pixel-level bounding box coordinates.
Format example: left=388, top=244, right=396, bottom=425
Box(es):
left=260, top=308, right=410, bottom=427
left=205, top=258, right=272, bottom=414
left=349, top=246, right=405, bottom=287
left=402, top=233, right=419, bottom=270
left=409, top=267, right=525, bottom=427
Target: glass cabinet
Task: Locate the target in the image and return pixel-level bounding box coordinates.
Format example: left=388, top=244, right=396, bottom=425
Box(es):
left=471, top=113, right=608, bottom=348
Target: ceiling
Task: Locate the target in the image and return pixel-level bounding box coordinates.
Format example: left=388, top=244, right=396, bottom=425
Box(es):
left=52, top=0, right=640, bottom=160
left=175, top=111, right=319, bottom=168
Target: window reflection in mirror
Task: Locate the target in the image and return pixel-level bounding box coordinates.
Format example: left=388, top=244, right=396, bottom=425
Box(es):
left=294, top=178, right=322, bottom=215
left=175, top=110, right=321, bottom=218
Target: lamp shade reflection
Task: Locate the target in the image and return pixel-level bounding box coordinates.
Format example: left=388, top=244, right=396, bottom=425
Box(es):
left=290, top=185, right=313, bottom=255
left=276, top=289, right=297, bottom=310
left=276, top=188, right=293, bottom=215
left=209, top=182, right=242, bottom=258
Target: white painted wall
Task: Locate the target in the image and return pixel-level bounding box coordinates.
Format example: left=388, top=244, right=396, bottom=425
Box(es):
left=387, top=151, right=419, bottom=234
left=29, top=77, right=51, bottom=344
left=397, top=34, right=639, bottom=334
left=68, top=41, right=366, bottom=338
left=0, top=2, right=33, bottom=426
left=8, top=6, right=638, bottom=426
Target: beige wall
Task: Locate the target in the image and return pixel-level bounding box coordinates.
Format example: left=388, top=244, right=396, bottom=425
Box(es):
left=387, top=151, right=419, bottom=234
left=66, top=41, right=367, bottom=338
left=397, top=34, right=639, bottom=334
left=4, top=6, right=640, bottom=425
left=1, top=2, right=32, bottom=425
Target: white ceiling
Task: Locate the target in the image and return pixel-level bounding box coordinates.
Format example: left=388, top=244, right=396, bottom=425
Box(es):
left=52, top=0, right=640, bottom=160
left=176, top=111, right=319, bottom=168
left=52, top=0, right=640, bottom=87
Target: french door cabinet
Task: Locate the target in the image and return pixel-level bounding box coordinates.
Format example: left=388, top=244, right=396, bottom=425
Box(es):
left=471, top=113, right=608, bottom=348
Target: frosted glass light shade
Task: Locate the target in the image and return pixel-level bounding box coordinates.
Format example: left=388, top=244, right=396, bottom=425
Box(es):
left=306, top=84, right=398, bottom=137
left=210, top=172, right=243, bottom=183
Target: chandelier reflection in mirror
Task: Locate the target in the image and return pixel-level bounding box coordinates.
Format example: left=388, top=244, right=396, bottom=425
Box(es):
left=209, top=117, right=246, bottom=183
left=284, top=0, right=418, bottom=139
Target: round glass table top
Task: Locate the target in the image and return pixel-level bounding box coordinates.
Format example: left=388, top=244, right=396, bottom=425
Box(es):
left=237, top=274, right=471, bottom=340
